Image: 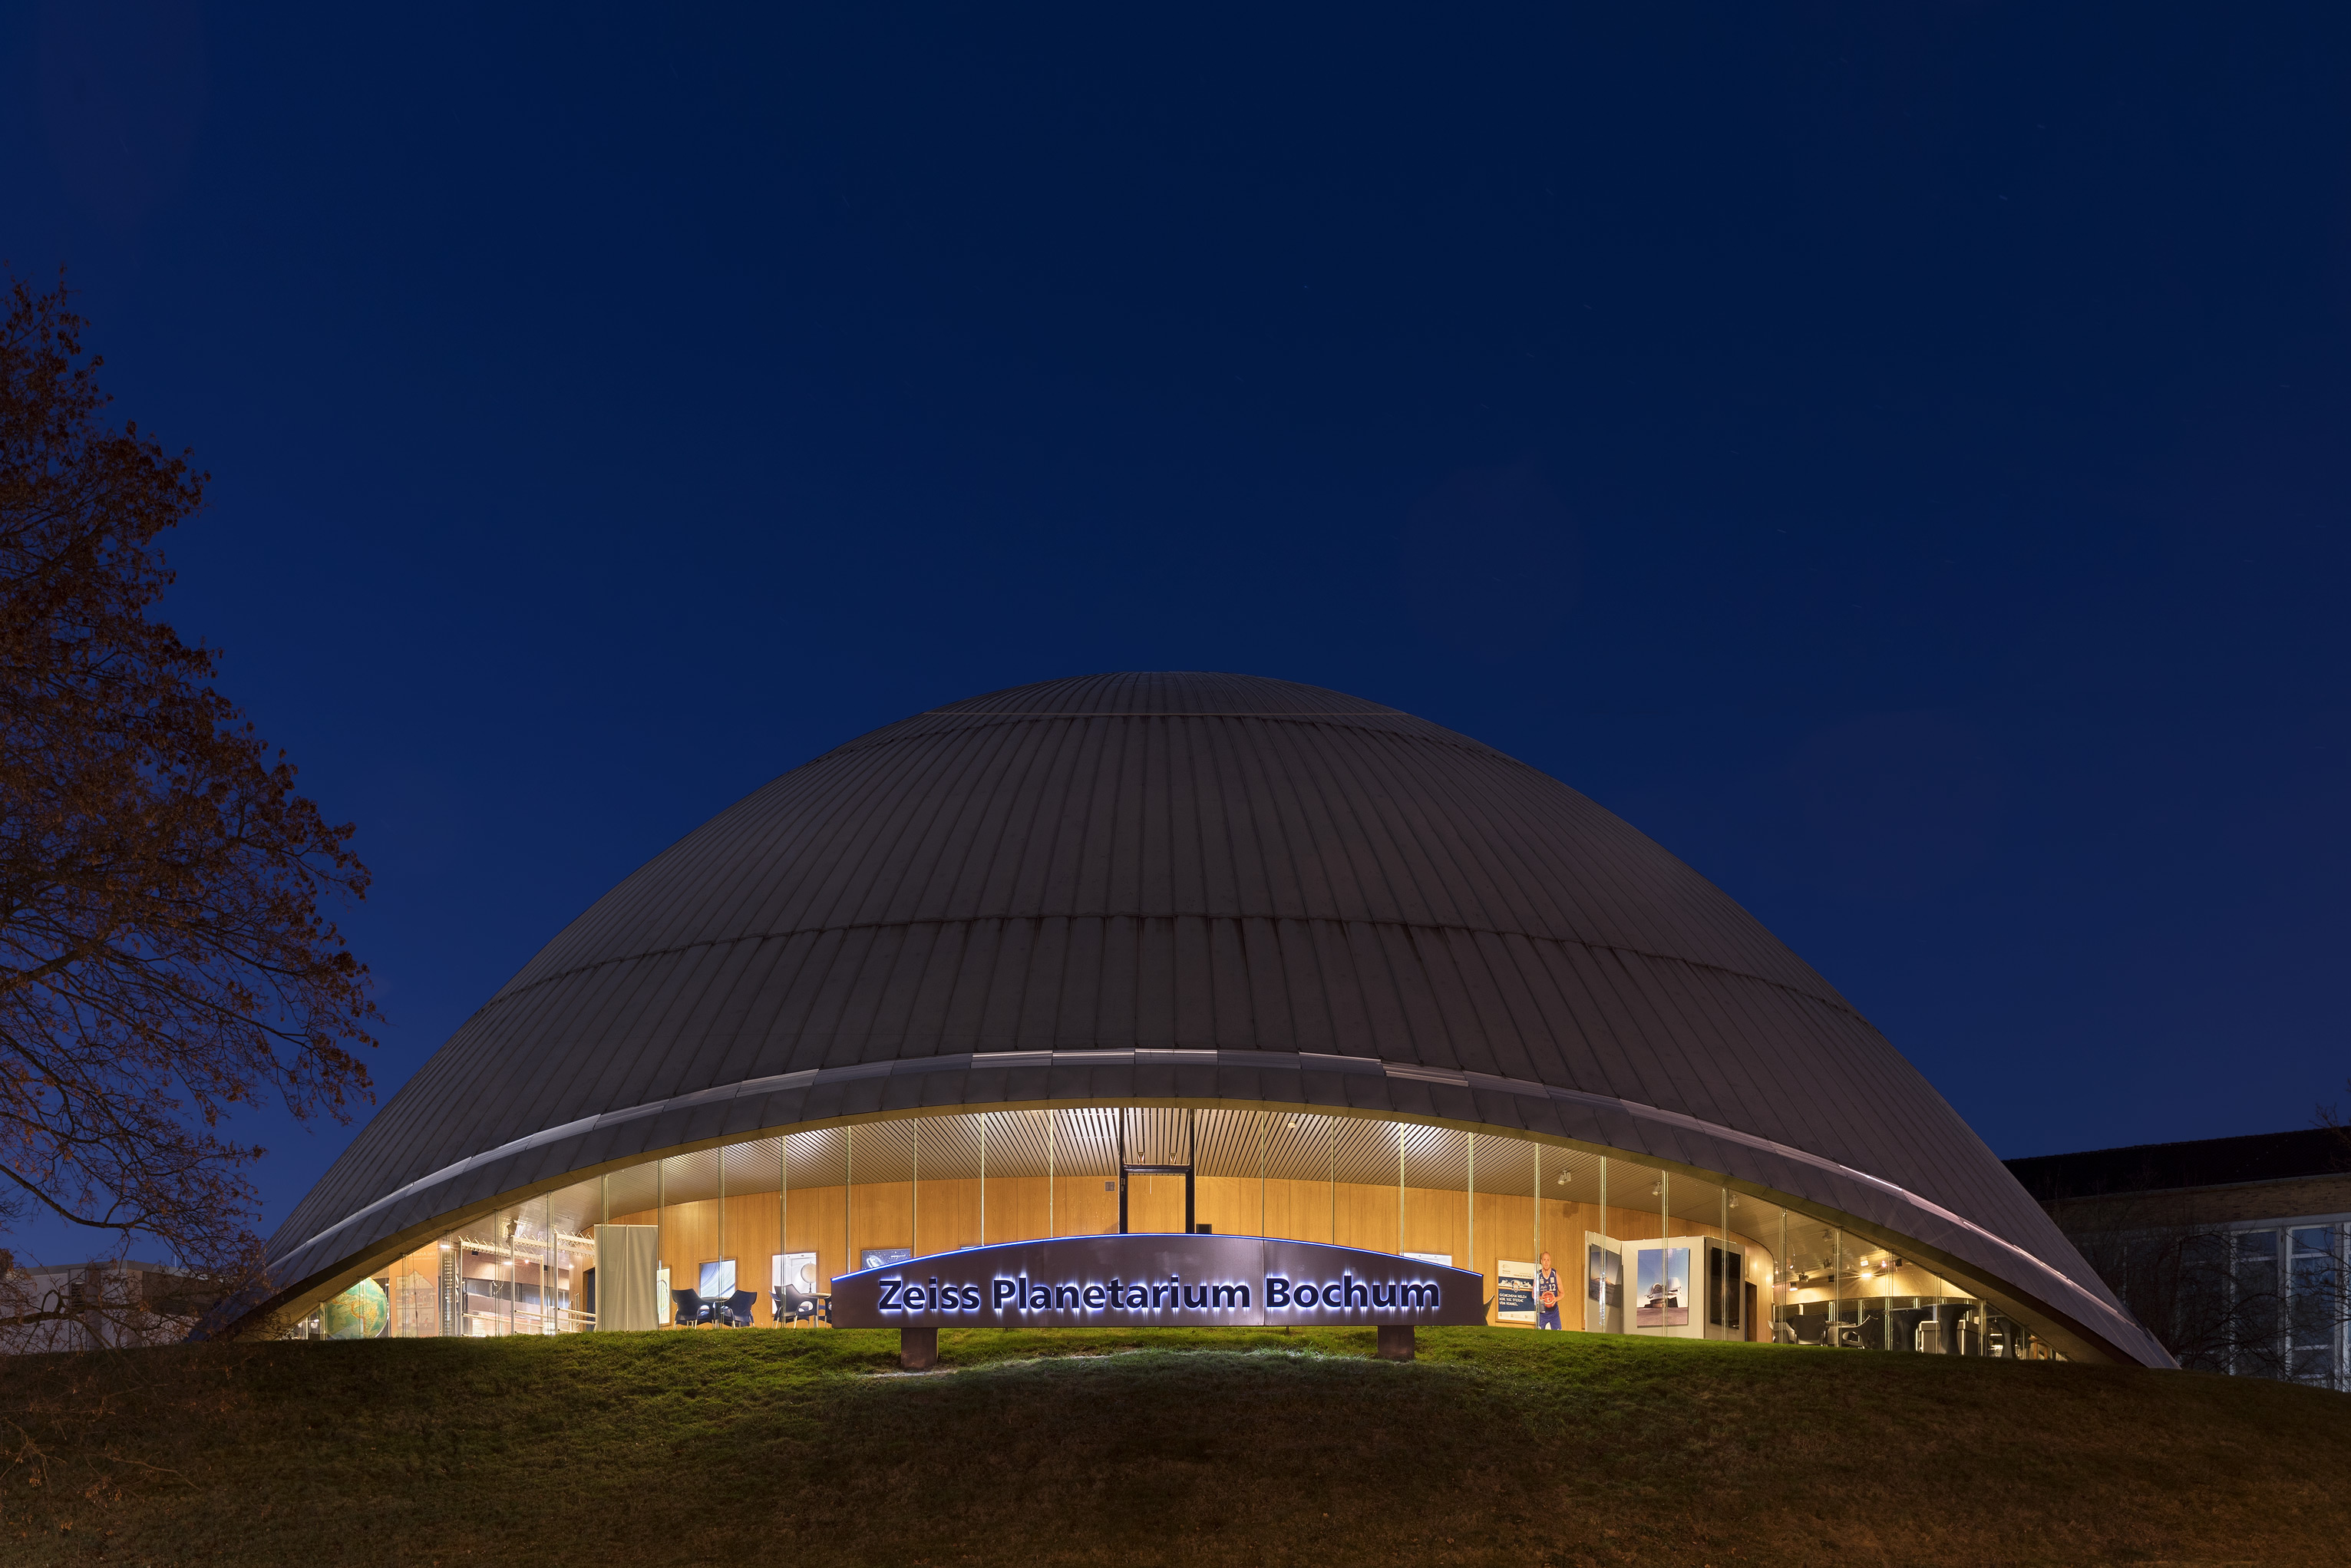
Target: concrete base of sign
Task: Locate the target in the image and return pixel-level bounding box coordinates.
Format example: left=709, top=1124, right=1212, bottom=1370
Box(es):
left=1377, top=1325, right=1415, bottom=1362
left=900, top=1327, right=938, bottom=1371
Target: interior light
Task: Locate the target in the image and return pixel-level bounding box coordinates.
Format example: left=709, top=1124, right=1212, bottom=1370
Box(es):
left=1555, top=1173, right=1570, bottom=1186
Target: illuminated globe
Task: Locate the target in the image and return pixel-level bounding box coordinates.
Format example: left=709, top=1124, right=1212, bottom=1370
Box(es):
left=322, top=1278, right=388, bottom=1339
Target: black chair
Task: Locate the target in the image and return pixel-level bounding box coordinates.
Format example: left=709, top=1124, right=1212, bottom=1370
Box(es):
left=778, top=1287, right=820, bottom=1326
left=671, top=1288, right=710, bottom=1327
left=723, top=1289, right=758, bottom=1327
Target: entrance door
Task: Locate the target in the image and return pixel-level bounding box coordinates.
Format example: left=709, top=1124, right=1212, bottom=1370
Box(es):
left=1117, top=1110, right=1197, bottom=1234
left=1124, top=1170, right=1192, bottom=1233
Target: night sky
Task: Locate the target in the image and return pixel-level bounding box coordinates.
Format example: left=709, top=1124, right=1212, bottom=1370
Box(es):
left=5, top=3, right=2349, bottom=1257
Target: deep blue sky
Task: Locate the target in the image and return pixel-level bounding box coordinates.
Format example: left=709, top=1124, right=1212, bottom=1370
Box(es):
left=6, top=2, right=2349, bottom=1256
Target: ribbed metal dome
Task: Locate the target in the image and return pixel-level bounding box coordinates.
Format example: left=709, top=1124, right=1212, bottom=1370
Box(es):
left=252, top=672, right=2165, bottom=1363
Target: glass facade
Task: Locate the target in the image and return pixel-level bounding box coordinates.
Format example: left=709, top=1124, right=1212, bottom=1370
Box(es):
left=307, top=1106, right=2074, bottom=1361
left=2063, top=1219, right=2351, bottom=1387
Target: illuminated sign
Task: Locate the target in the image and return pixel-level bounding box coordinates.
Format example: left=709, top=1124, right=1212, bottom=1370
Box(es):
left=829, top=1233, right=1486, bottom=1329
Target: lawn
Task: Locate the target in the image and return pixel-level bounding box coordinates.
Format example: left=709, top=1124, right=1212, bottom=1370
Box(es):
left=4, top=1325, right=2347, bottom=1565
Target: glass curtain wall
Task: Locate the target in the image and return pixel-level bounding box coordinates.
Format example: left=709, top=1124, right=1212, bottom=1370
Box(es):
left=1767, top=1213, right=2040, bottom=1356
left=364, top=1171, right=605, bottom=1339
left=331, top=1105, right=2092, bottom=1361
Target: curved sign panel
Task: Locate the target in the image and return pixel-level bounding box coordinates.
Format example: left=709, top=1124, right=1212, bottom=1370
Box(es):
left=830, top=1234, right=1488, bottom=1329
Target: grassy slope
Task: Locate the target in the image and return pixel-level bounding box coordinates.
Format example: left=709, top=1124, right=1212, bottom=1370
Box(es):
left=5, top=1326, right=2349, bottom=1566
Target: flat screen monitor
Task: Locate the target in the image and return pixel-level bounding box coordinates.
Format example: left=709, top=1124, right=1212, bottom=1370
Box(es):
left=698, top=1259, right=736, bottom=1299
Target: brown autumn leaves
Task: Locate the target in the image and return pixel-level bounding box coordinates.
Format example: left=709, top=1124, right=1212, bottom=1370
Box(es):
left=0, top=274, right=375, bottom=1291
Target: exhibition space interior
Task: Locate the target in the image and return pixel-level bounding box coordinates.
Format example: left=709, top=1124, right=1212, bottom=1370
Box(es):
left=317, top=1105, right=2053, bottom=1359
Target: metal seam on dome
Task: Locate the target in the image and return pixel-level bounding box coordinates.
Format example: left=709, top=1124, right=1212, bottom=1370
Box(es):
left=486, top=916, right=1867, bottom=1025
left=277, top=1049, right=2138, bottom=1350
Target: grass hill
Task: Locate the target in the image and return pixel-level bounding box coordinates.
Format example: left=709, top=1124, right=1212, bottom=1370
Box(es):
left=5, top=1325, right=2349, bottom=1565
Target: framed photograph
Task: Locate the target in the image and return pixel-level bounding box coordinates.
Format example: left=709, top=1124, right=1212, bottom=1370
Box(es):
left=1636, top=1246, right=1690, bottom=1327
left=773, top=1252, right=819, bottom=1295
left=698, top=1258, right=737, bottom=1299
left=860, top=1246, right=913, bottom=1271
left=1402, top=1250, right=1454, bottom=1267
left=1586, top=1242, right=1620, bottom=1305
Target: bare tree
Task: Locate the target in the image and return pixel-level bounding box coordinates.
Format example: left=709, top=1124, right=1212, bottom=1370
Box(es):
left=2065, top=1190, right=2349, bottom=1383
left=0, top=272, right=377, bottom=1302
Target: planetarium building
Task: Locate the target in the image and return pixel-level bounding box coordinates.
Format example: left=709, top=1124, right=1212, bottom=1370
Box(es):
left=242, top=673, right=2169, bottom=1367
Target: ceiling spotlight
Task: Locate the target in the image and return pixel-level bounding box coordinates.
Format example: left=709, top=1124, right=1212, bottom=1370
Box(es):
left=1555, top=1172, right=1570, bottom=1186
left=1286, top=1117, right=1301, bottom=1130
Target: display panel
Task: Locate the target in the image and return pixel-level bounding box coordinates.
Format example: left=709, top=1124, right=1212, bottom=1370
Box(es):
left=1495, top=1259, right=1537, bottom=1325
left=1585, top=1235, right=1623, bottom=1333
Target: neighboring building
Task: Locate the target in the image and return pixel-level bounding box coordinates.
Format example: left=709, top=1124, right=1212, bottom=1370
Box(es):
left=2006, top=1130, right=2351, bottom=1387
left=220, top=672, right=2169, bottom=1367
left=2, top=1260, right=225, bottom=1353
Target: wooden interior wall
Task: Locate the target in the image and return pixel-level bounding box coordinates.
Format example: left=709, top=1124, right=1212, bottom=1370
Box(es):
left=781, top=1186, right=844, bottom=1298
left=850, top=1180, right=915, bottom=1263
left=1195, top=1174, right=1256, bottom=1237
left=981, top=1175, right=1050, bottom=1245
left=916, top=1176, right=983, bottom=1253
left=1059, top=1174, right=1119, bottom=1236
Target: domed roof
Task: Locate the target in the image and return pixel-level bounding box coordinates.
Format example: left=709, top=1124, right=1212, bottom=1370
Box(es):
left=256, top=672, right=2164, bottom=1363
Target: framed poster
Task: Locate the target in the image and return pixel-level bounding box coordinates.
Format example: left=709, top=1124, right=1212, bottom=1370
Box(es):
left=860, top=1246, right=913, bottom=1272
left=1636, top=1246, right=1690, bottom=1327
left=1494, top=1259, right=1537, bottom=1325
left=698, top=1259, right=737, bottom=1299
left=773, top=1252, right=820, bottom=1296
left=655, top=1265, right=672, bottom=1325
left=1403, top=1250, right=1454, bottom=1268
